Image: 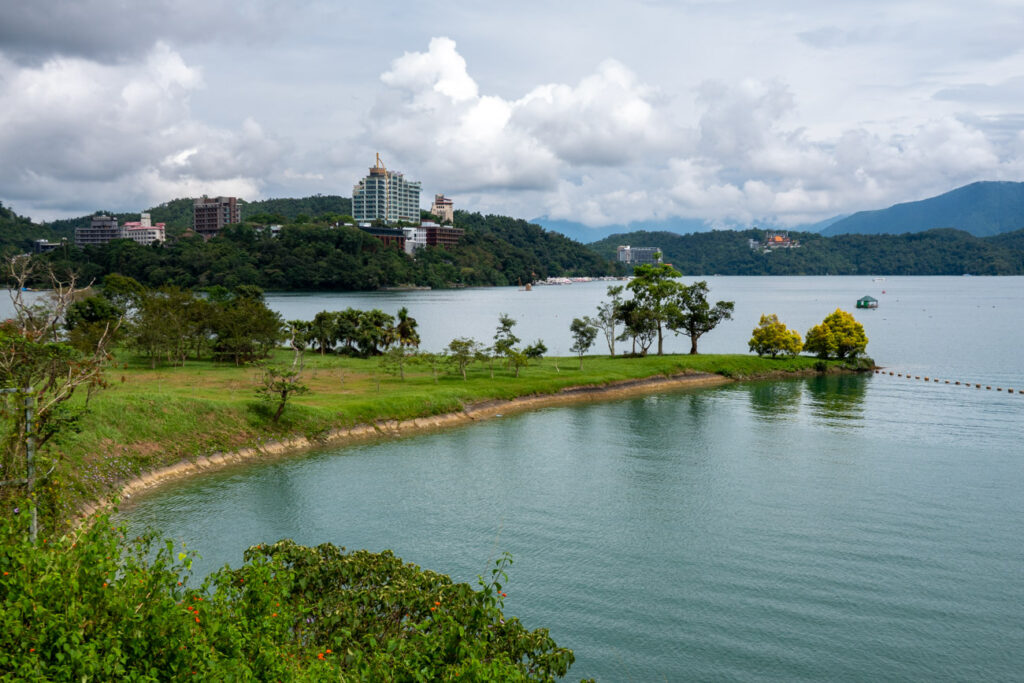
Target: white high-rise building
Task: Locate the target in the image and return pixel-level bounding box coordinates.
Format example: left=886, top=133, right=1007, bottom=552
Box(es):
left=352, top=154, right=421, bottom=224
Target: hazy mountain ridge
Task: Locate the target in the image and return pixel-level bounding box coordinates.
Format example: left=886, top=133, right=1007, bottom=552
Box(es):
left=821, top=181, right=1024, bottom=237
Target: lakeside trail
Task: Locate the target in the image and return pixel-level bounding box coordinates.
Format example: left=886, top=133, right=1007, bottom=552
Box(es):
left=87, top=372, right=733, bottom=515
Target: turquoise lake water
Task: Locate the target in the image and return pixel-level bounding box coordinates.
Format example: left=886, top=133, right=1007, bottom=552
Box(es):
left=121, top=277, right=1024, bottom=680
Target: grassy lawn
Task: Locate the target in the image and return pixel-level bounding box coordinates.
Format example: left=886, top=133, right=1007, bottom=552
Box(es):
left=50, top=349, right=851, bottom=515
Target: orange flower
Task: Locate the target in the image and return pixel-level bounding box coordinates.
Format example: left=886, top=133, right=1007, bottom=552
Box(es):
left=434, top=600, right=441, bottom=606
left=3, top=572, right=8, bottom=576
left=102, top=582, right=108, bottom=588
left=325, top=649, right=332, bottom=654
left=29, top=648, right=34, bottom=653
left=195, top=617, right=200, bottom=623
left=430, top=607, right=436, bottom=611
left=272, top=613, right=278, bottom=617
left=317, top=653, right=324, bottom=660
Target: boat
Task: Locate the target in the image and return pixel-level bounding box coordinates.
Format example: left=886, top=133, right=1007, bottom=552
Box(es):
left=857, top=295, right=879, bottom=309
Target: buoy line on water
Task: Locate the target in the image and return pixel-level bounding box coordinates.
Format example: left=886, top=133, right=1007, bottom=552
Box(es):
left=873, top=369, right=1019, bottom=394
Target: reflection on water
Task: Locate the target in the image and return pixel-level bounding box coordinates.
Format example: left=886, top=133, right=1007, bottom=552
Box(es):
left=746, top=379, right=803, bottom=418
left=805, top=374, right=868, bottom=423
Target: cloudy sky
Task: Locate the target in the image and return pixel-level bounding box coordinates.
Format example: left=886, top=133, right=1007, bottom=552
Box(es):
left=2, top=0, right=1024, bottom=231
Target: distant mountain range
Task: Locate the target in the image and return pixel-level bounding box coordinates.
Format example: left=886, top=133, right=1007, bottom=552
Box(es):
left=535, top=180, right=1024, bottom=243
left=820, top=181, right=1024, bottom=237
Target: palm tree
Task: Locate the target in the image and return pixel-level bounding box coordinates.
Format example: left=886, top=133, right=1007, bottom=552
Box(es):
left=395, top=306, right=420, bottom=349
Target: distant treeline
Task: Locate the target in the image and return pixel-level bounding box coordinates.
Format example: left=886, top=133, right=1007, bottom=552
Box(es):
left=20, top=210, right=614, bottom=290
left=589, top=228, right=1024, bottom=275
left=35, top=195, right=355, bottom=242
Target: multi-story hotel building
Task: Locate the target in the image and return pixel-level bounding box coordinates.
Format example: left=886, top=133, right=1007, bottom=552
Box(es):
left=616, top=245, right=662, bottom=266
left=121, top=213, right=166, bottom=246
left=430, top=194, right=454, bottom=224
left=352, top=155, right=421, bottom=224
left=76, top=215, right=123, bottom=246
left=193, top=196, right=240, bottom=239
left=75, top=213, right=167, bottom=246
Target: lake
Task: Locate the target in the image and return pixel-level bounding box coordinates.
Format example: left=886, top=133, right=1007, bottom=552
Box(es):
left=120, top=277, right=1024, bottom=680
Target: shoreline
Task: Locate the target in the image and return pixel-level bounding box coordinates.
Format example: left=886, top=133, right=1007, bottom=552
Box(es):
left=86, top=371, right=734, bottom=516
left=86, top=364, right=867, bottom=517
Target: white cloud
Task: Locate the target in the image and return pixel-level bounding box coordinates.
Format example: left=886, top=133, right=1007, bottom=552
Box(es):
left=365, top=37, right=1024, bottom=229
left=0, top=44, right=282, bottom=219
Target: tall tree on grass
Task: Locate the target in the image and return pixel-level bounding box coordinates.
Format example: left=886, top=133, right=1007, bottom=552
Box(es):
left=627, top=262, right=682, bottom=355
left=395, top=307, right=420, bottom=349
left=569, top=318, right=598, bottom=369
left=211, top=287, right=284, bottom=365
left=447, top=338, right=481, bottom=380
left=308, top=311, right=337, bottom=355
left=666, top=281, right=734, bottom=355
left=492, top=313, right=520, bottom=366
left=590, top=284, right=625, bottom=356
left=616, top=298, right=658, bottom=356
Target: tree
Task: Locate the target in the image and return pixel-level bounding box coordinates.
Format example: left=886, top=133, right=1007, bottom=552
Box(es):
left=626, top=262, right=682, bottom=355
left=590, top=285, right=624, bottom=355
left=748, top=314, right=803, bottom=357
left=395, top=306, right=420, bottom=349
left=378, top=346, right=415, bottom=381
left=475, top=345, right=497, bottom=379
left=804, top=309, right=868, bottom=359
left=64, top=294, right=123, bottom=353
left=0, top=259, right=117, bottom=537
left=569, top=318, right=598, bottom=369
left=256, top=366, right=309, bottom=422
left=413, top=351, right=445, bottom=383
left=129, top=287, right=201, bottom=368
left=523, top=339, right=547, bottom=359
left=508, top=349, right=529, bottom=378
left=100, top=273, right=145, bottom=310
left=666, top=280, right=734, bottom=355
left=447, top=338, right=481, bottom=380
left=616, top=297, right=658, bottom=356
left=308, top=311, right=337, bottom=355
left=492, top=313, right=520, bottom=364
left=211, top=290, right=284, bottom=365
left=353, top=309, right=395, bottom=357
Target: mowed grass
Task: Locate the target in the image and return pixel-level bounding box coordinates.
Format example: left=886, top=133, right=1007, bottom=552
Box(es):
left=55, top=349, right=846, bottom=510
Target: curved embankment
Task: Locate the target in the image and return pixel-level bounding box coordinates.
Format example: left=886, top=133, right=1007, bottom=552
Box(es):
left=87, top=367, right=847, bottom=515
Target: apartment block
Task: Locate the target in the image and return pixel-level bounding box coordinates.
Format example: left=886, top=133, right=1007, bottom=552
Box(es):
left=193, top=196, right=240, bottom=239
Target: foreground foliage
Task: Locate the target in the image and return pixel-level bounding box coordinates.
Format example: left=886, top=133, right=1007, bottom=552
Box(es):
left=0, top=509, right=575, bottom=681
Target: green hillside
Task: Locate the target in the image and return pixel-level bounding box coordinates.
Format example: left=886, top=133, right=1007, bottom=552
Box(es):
left=0, top=202, right=53, bottom=257
left=26, top=209, right=614, bottom=290
left=821, top=181, right=1024, bottom=237
left=40, top=195, right=355, bottom=241
left=590, top=227, right=1024, bottom=275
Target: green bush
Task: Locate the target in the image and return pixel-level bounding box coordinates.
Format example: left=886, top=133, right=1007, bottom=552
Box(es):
left=0, top=506, right=575, bottom=681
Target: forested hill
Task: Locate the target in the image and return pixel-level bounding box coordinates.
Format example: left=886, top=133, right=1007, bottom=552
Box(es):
left=27, top=210, right=614, bottom=290
left=0, top=201, right=53, bottom=249
left=821, top=181, right=1024, bottom=237
left=589, top=228, right=1024, bottom=275
left=39, top=195, right=354, bottom=243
